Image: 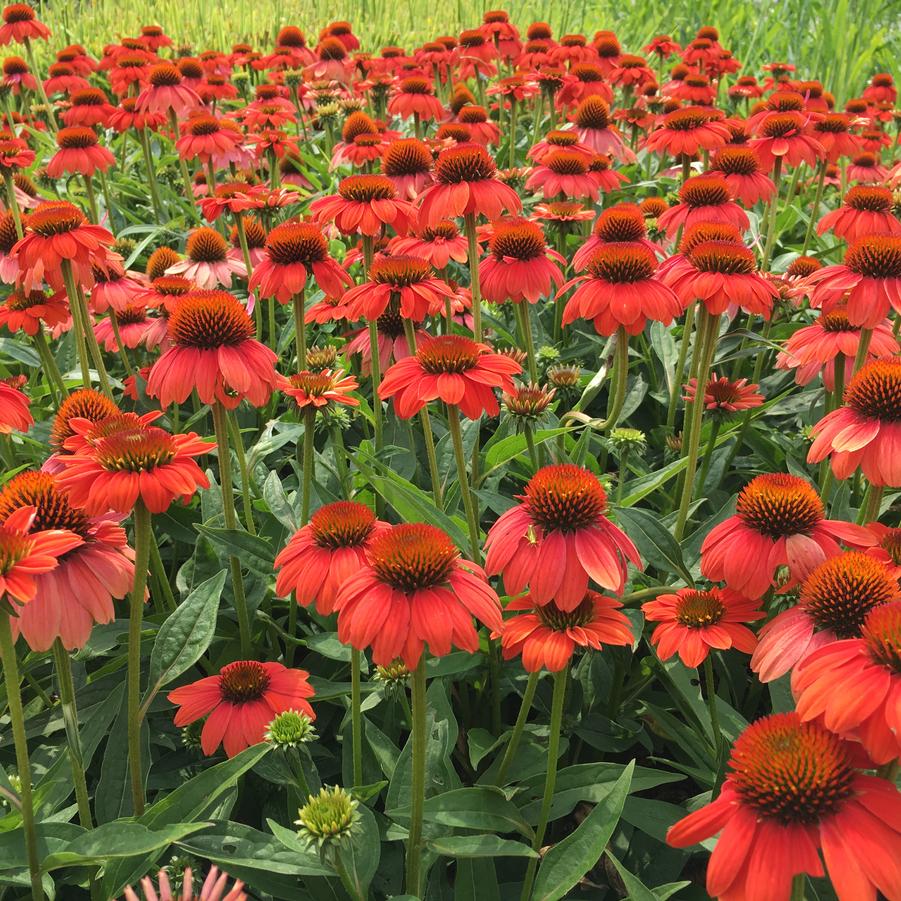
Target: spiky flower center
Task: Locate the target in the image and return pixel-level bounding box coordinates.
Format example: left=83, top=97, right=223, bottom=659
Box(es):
left=680, top=176, right=731, bottom=207
left=767, top=91, right=804, bottom=111
left=91, top=420, right=177, bottom=473
left=420, top=221, right=458, bottom=241
left=0, top=471, right=90, bottom=537
left=730, top=714, right=855, bottom=825
left=70, top=88, right=106, bottom=108
left=219, top=660, right=270, bottom=703
left=862, top=602, right=901, bottom=672
left=786, top=256, right=822, bottom=278
left=338, top=174, right=396, bottom=202
left=4, top=289, right=46, bottom=311
left=675, top=589, right=726, bottom=628
left=845, top=186, right=892, bottom=212
left=537, top=593, right=597, bottom=630
left=296, top=786, right=358, bottom=843
left=381, top=138, right=432, bottom=177
left=543, top=150, right=588, bottom=176
left=663, top=107, right=717, bottom=131
left=0, top=212, right=16, bottom=254
left=815, top=114, right=850, bottom=134
left=416, top=334, right=481, bottom=373
left=266, top=222, right=328, bottom=266
left=2, top=56, right=28, bottom=75
left=489, top=220, right=545, bottom=260
left=524, top=464, right=607, bottom=532
left=398, top=76, right=432, bottom=95
left=760, top=113, right=803, bottom=138
left=50, top=389, right=118, bottom=447
left=28, top=201, right=86, bottom=237
left=434, top=144, right=496, bottom=183
left=714, top=147, right=759, bottom=175
left=56, top=126, right=98, bottom=149
left=679, top=223, right=742, bottom=254
left=310, top=501, right=375, bottom=549
left=845, top=236, right=901, bottom=279
left=735, top=473, right=823, bottom=538
left=801, top=552, right=896, bottom=636
left=341, top=111, right=377, bottom=142
left=689, top=241, right=756, bottom=275
left=148, top=63, right=182, bottom=87
left=369, top=523, right=459, bottom=592
left=186, top=227, right=228, bottom=263
left=844, top=357, right=901, bottom=421
left=318, top=37, right=346, bottom=60
left=437, top=124, right=472, bottom=143
left=169, top=290, right=254, bottom=349
left=543, top=130, right=580, bottom=148
left=594, top=206, right=645, bottom=241
left=186, top=116, right=220, bottom=136
left=587, top=243, right=656, bottom=283
left=3, top=4, right=36, bottom=23
left=458, top=105, right=487, bottom=124
left=574, top=96, right=610, bottom=130
left=505, top=383, right=555, bottom=417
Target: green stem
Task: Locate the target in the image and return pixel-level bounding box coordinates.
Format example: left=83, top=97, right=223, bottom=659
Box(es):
left=148, top=536, right=176, bottom=613
left=674, top=310, right=719, bottom=541
left=447, top=404, right=481, bottom=561
left=704, top=655, right=726, bottom=794
left=33, top=329, right=67, bottom=400
left=127, top=500, right=152, bottom=816
left=351, top=648, right=363, bottom=788
left=514, top=302, right=538, bottom=383
left=24, top=36, right=57, bottom=130
left=520, top=667, right=567, bottom=901
left=0, top=611, right=44, bottom=899
left=211, top=402, right=252, bottom=658
left=108, top=312, right=135, bottom=377
left=404, top=658, right=428, bottom=897
left=83, top=176, right=100, bottom=225
left=167, top=108, right=199, bottom=223
left=522, top=421, right=540, bottom=471
left=301, top=407, right=316, bottom=523
left=508, top=98, right=518, bottom=169
left=464, top=214, right=482, bottom=342
left=790, top=874, right=806, bottom=901
left=226, top=412, right=256, bottom=535
left=330, top=422, right=352, bottom=495
left=666, top=303, right=695, bottom=430
left=801, top=161, right=827, bottom=256
left=495, top=672, right=539, bottom=785
left=60, top=260, right=96, bottom=391
left=3, top=171, right=23, bottom=238
left=760, top=157, right=783, bottom=271
left=852, top=328, right=872, bottom=375
left=696, top=420, right=721, bottom=496
left=138, top=128, right=164, bottom=223
left=860, top=484, right=884, bottom=524
left=51, top=640, right=93, bottom=829
left=292, top=289, right=306, bottom=368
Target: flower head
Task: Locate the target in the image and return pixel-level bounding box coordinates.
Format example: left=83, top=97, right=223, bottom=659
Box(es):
left=296, top=786, right=359, bottom=848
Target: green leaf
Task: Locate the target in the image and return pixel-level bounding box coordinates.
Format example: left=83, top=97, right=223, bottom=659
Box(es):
left=427, top=835, right=537, bottom=859
left=42, top=821, right=207, bottom=870
left=143, top=570, right=225, bottom=707
left=604, top=850, right=658, bottom=901
left=482, top=429, right=570, bottom=474
left=195, top=525, right=275, bottom=572
left=614, top=506, right=693, bottom=585
left=532, top=762, right=634, bottom=901
left=420, top=787, right=533, bottom=838
left=334, top=802, right=380, bottom=897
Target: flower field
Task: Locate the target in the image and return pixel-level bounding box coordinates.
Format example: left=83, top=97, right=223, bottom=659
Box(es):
left=0, top=4, right=900, bottom=900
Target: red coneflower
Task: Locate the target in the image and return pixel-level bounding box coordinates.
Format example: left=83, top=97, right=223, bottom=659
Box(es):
left=700, top=473, right=873, bottom=598
left=527, top=129, right=594, bottom=164
left=810, top=113, right=862, bottom=163
left=309, top=174, right=417, bottom=236
left=379, top=334, right=521, bottom=419
left=417, top=143, right=522, bottom=227
left=569, top=95, right=632, bottom=161
left=388, top=220, right=469, bottom=268
left=750, top=111, right=825, bottom=172
left=0, top=471, right=133, bottom=651
left=683, top=372, right=764, bottom=416
left=710, top=146, right=776, bottom=206
left=817, top=186, right=901, bottom=242
left=456, top=104, right=500, bottom=145
left=333, top=522, right=503, bottom=667
left=248, top=221, right=352, bottom=304
left=847, top=152, right=889, bottom=185
left=343, top=256, right=455, bottom=321
left=93, top=302, right=151, bottom=351
left=47, top=126, right=115, bottom=178
left=281, top=368, right=359, bottom=409
left=666, top=713, right=901, bottom=901
left=198, top=181, right=265, bottom=223
left=643, top=106, right=731, bottom=158
left=55, top=411, right=211, bottom=515
left=0, top=287, right=68, bottom=336
left=0, top=4, right=50, bottom=45
left=12, top=200, right=114, bottom=292
left=776, top=308, right=898, bottom=389
left=644, top=586, right=764, bottom=667
left=168, top=660, right=315, bottom=757
left=657, top=174, right=749, bottom=238
left=379, top=137, right=433, bottom=199
left=666, top=239, right=777, bottom=317
left=572, top=204, right=660, bottom=270
left=165, top=227, right=246, bottom=290
left=61, top=87, right=116, bottom=127
left=501, top=591, right=634, bottom=672
left=175, top=114, right=243, bottom=163
left=0, top=378, right=30, bottom=434
left=1, top=54, right=35, bottom=92
left=135, top=62, right=201, bottom=115
left=560, top=243, right=681, bottom=336
left=524, top=149, right=600, bottom=200
left=803, top=236, right=901, bottom=327
left=388, top=75, right=444, bottom=121
left=531, top=201, right=595, bottom=227
left=794, top=601, right=901, bottom=764
left=808, top=357, right=901, bottom=485
left=479, top=218, right=565, bottom=304
left=275, top=501, right=389, bottom=615
left=485, top=464, right=642, bottom=608
left=147, top=289, right=280, bottom=409
left=48, top=388, right=118, bottom=451
left=862, top=522, right=901, bottom=578
left=752, top=550, right=896, bottom=685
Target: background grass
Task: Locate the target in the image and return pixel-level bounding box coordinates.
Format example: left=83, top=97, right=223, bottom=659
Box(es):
left=35, top=0, right=900, bottom=102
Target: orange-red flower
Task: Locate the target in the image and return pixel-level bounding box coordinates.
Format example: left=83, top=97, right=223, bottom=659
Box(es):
left=388, top=76, right=444, bottom=121
left=334, top=522, right=503, bottom=667
left=500, top=590, right=634, bottom=672
left=281, top=368, right=359, bottom=409
left=388, top=220, right=469, bottom=269
left=274, top=500, right=389, bottom=615
left=682, top=373, right=764, bottom=416
left=0, top=378, right=31, bottom=434
left=0, top=287, right=68, bottom=336
left=342, top=256, right=455, bottom=322
left=479, top=218, right=565, bottom=304
left=147, top=289, right=280, bottom=409
left=794, top=602, right=901, bottom=764
left=135, top=62, right=201, bottom=116
left=643, top=107, right=730, bottom=157
left=808, top=357, right=901, bottom=485
left=657, top=175, right=749, bottom=238
left=710, top=146, right=776, bottom=206
left=701, top=473, right=873, bottom=598
left=309, top=174, right=417, bottom=236
left=644, top=586, right=764, bottom=667
left=485, top=464, right=642, bottom=607
left=55, top=411, right=212, bottom=515
left=0, top=471, right=134, bottom=651
left=817, top=186, right=901, bottom=242
left=667, top=713, right=901, bottom=901
left=168, top=660, right=315, bottom=757
left=0, top=4, right=50, bottom=45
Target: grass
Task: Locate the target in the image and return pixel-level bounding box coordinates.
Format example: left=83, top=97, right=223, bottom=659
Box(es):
left=35, top=0, right=900, bottom=102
